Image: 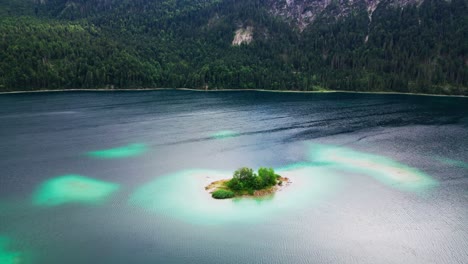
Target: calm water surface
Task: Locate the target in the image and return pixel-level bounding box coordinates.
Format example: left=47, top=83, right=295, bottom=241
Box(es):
left=0, top=90, right=467, bottom=263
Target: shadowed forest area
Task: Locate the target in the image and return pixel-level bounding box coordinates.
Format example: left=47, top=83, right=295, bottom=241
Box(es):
left=0, top=0, right=466, bottom=95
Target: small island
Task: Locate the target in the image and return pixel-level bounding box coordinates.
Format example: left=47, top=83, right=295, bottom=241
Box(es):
left=205, top=167, right=290, bottom=199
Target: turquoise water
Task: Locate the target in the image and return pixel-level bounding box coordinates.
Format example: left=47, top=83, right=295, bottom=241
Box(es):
left=129, top=166, right=343, bottom=225
left=307, top=144, right=438, bottom=192
left=33, top=174, right=120, bottom=207
left=0, top=91, right=467, bottom=263
left=87, top=143, right=147, bottom=159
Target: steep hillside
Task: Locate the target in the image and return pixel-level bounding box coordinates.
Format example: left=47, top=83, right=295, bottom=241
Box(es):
left=0, top=0, right=466, bottom=94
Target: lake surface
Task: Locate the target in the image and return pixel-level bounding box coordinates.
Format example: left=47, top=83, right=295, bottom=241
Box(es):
left=0, top=90, right=467, bottom=264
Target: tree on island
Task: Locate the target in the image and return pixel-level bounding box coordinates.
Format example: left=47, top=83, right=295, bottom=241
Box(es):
left=211, top=167, right=281, bottom=199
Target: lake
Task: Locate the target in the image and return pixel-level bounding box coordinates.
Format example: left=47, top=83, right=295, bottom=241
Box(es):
left=0, top=90, right=467, bottom=264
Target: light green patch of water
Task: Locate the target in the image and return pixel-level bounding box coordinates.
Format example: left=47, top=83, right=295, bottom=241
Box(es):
left=210, top=130, right=240, bottom=139
left=129, top=166, right=343, bottom=225
left=434, top=156, right=468, bottom=169
left=307, top=144, right=437, bottom=192
left=0, top=236, right=23, bottom=264
left=87, top=143, right=147, bottom=159
left=33, top=175, right=120, bottom=206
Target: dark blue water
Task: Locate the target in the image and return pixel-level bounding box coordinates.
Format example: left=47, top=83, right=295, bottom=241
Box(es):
left=0, top=90, right=467, bottom=264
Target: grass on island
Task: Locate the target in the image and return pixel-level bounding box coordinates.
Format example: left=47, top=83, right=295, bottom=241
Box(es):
left=211, top=189, right=236, bottom=199
left=207, top=167, right=289, bottom=199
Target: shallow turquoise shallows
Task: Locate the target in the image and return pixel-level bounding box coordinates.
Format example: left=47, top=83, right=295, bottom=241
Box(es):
left=129, top=166, right=343, bottom=225
left=33, top=175, right=120, bottom=206
left=210, top=130, right=240, bottom=139
left=307, top=144, right=438, bottom=192
left=0, top=236, right=20, bottom=264
left=87, top=143, right=147, bottom=159
left=0, top=236, right=32, bottom=264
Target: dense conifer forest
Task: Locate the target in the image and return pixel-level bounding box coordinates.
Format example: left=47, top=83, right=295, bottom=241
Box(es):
left=0, top=0, right=467, bottom=95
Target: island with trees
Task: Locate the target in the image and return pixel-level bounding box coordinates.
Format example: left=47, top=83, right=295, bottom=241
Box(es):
left=205, top=167, right=290, bottom=199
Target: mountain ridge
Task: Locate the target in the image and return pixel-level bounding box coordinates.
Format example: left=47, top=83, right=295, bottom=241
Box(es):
left=268, top=0, right=423, bottom=30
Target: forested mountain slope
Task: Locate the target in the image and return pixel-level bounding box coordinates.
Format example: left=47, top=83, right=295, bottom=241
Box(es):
left=0, top=0, right=467, bottom=95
